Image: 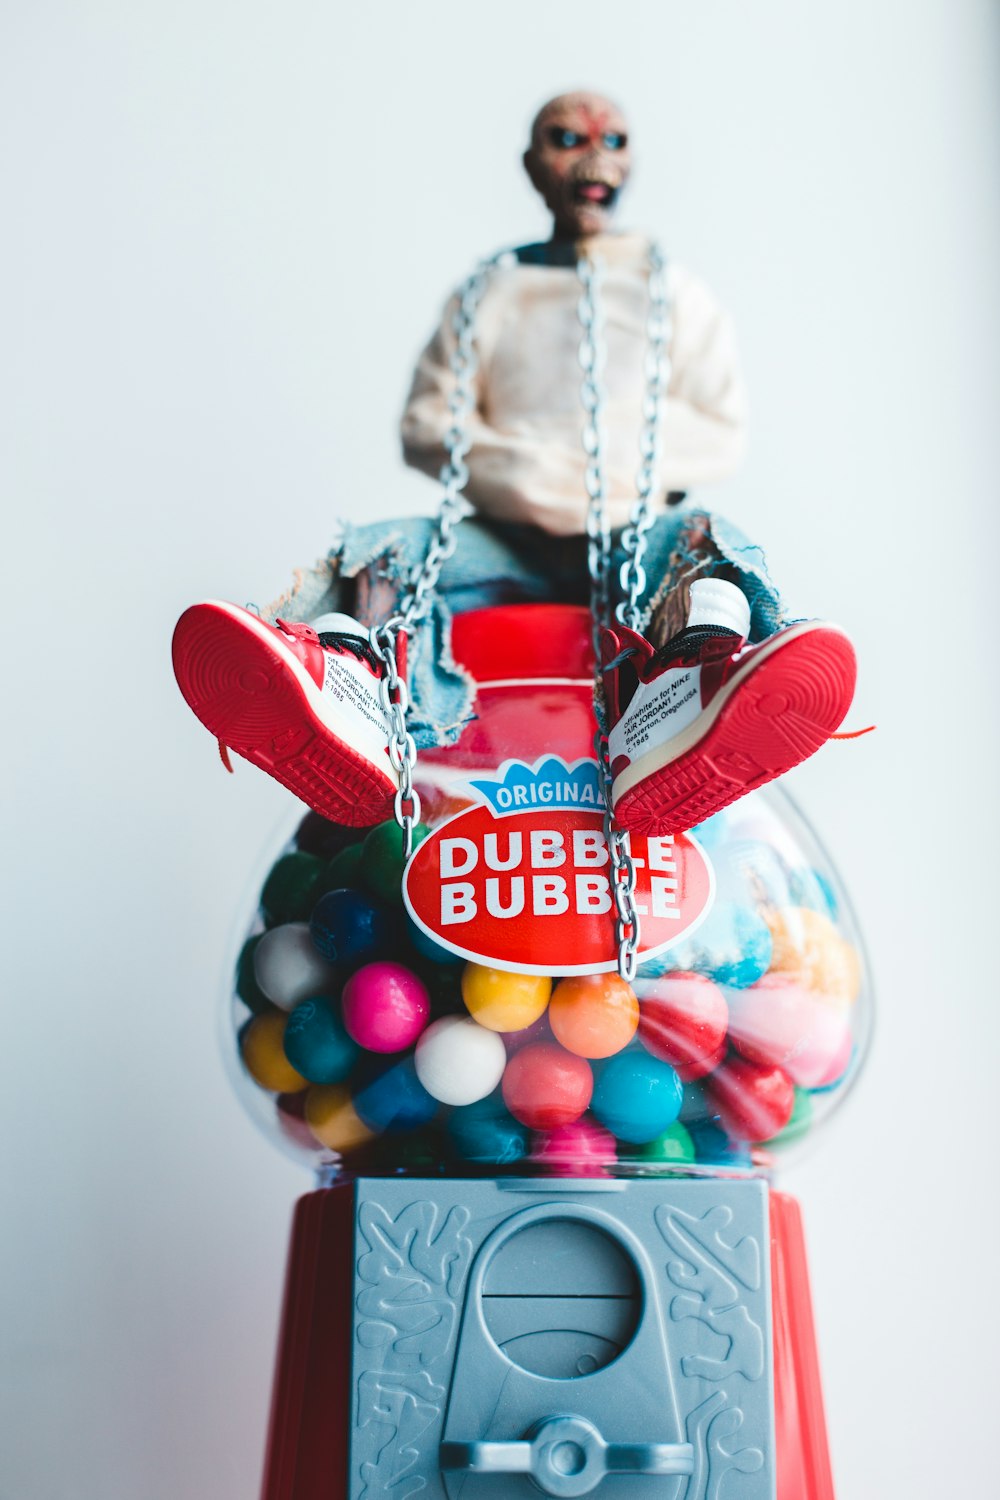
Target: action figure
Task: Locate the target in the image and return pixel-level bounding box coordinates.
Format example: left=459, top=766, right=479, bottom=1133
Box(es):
left=173, top=91, right=857, bottom=838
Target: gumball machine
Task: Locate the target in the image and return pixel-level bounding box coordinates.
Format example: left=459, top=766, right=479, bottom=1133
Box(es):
left=226, top=605, right=871, bottom=1500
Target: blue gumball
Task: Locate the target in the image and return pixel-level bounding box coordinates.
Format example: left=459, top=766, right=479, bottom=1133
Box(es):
left=310, top=888, right=392, bottom=967
left=448, top=1091, right=529, bottom=1165
left=591, top=1052, right=683, bottom=1144
left=687, top=1120, right=753, bottom=1168
left=283, top=995, right=358, bottom=1085
left=642, top=901, right=772, bottom=989
left=353, top=1057, right=437, bottom=1134
left=788, top=866, right=840, bottom=921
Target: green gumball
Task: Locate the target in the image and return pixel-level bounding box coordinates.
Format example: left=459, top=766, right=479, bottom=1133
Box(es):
left=360, top=819, right=430, bottom=904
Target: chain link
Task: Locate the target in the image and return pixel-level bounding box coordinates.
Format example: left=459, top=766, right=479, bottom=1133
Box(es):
left=367, top=253, right=509, bottom=856
left=578, top=244, right=671, bottom=979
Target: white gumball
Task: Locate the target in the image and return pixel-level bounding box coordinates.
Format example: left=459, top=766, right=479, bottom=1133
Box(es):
left=253, top=923, right=339, bottom=1011
left=414, top=1016, right=507, bottom=1106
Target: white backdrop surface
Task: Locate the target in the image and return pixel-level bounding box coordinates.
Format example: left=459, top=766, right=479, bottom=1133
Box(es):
left=2, top=3, right=999, bottom=1496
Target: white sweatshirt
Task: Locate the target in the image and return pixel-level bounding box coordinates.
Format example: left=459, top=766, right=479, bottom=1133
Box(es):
left=400, top=232, right=747, bottom=537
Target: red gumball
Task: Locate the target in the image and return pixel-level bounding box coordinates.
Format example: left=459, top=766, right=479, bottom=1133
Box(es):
left=532, top=1119, right=616, bottom=1178
left=706, top=1054, right=795, bottom=1143
left=502, top=1042, right=593, bottom=1130
left=636, top=972, right=729, bottom=1081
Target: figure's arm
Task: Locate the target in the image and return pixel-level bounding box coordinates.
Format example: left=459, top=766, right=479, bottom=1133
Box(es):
left=658, top=269, right=748, bottom=490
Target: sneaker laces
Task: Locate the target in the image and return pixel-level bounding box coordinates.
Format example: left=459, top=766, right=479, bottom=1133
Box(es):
left=275, top=616, right=382, bottom=673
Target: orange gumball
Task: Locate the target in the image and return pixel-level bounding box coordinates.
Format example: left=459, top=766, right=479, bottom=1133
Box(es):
left=549, top=973, right=639, bottom=1059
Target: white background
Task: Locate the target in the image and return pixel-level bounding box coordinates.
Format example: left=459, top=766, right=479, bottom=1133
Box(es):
left=3, top=3, right=999, bottom=1496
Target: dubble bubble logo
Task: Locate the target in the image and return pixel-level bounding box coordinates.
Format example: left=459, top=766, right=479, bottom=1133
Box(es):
left=403, top=757, right=715, bottom=975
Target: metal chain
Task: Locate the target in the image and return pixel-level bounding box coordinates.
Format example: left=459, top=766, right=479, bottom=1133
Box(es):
left=618, top=242, right=672, bottom=629
left=368, top=253, right=508, bottom=857
left=578, top=243, right=670, bottom=981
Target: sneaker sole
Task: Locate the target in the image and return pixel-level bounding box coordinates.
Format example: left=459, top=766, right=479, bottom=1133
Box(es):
left=612, top=623, right=856, bottom=836
left=172, top=602, right=397, bottom=827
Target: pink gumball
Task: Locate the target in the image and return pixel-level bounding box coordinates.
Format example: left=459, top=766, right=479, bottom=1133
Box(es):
left=728, top=974, right=850, bottom=1088
left=636, top=972, right=729, bottom=1081
left=533, top=1119, right=617, bottom=1178
left=341, top=962, right=430, bottom=1053
left=808, top=1023, right=854, bottom=1089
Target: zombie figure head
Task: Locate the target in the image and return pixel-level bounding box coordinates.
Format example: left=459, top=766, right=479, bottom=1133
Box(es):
left=523, top=91, right=631, bottom=240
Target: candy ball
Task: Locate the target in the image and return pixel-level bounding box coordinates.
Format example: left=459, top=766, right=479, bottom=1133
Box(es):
left=353, top=1058, right=437, bottom=1133
left=772, top=1087, right=814, bottom=1147
left=241, top=1012, right=308, bottom=1093
left=727, top=973, right=851, bottom=1086
left=414, top=1016, right=507, bottom=1106
left=310, top=889, right=392, bottom=968
left=261, top=851, right=329, bottom=925
left=634, top=1120, right=696, bottom=1166
left=706, top=1055, right=795, bottom=1143
left=283, top=996, right=359, bottom=1084
left=548, top=973, right=639, bottom=1059
left=765, top=907, right=860, bottom=1003
left=361, top=819, right=430, bottom=904
left=636, top=972, right=729, bottom=1081
left=305, top=1084, right=376, bottom=1151
left=340, top=961, right=429, bottom=1052
left=275, top=1090, right=317, bottom=1152
left=448, top=1092, right=529, bottom=1165
left=532, top=1120, right=617, bottom=1177
left=591, top=1053, right=684, bottom=1144
left=461, top=964, right=551, bottom=1033
left=687, top=1120, right=753, bottom=1169
left=501, top=1012, right=554, bottom=1054
left=502, top=1042, right=593, bottom=1130
left=253, top=923, right=340, bottom=1011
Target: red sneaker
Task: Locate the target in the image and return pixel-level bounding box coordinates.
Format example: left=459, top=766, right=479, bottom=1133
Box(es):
left=602, top=586, right=856, bottom=836
left=171, top=602, right=398, bottom=826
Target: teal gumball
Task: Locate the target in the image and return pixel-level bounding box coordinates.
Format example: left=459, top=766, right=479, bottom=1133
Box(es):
left=260, top=852, right=329, bottom=925
left=283, top=996, right=359, bottom=1085
left=360, top=820, right=430, bottom=904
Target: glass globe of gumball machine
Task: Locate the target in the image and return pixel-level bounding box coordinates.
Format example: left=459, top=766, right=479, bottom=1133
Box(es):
left=226, top=604, right=871, bottom=1500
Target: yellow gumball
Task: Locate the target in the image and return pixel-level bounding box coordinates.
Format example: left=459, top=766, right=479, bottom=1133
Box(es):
left=241, top=1011, right=308, bottom=1093
left=305, top=1085, right=375, bottom=1152
left=461, top=963, right=552, bottom=1033
left=765, top=907, right=860, bottom=1004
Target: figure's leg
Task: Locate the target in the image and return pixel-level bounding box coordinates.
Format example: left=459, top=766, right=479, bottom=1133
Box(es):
left=602, top=509, right=857, bottom=836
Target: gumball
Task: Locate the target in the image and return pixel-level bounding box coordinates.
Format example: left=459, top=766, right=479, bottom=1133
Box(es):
left=679, top=1081, right=719, bottom=1127
left=635, top=1120, right=696, bottom=1166
left=253, top=923, right=340, bottom=1011
left=235, top=934, right=272, bottom=1015
left=715, top=837, right=793, bottom=909
left=532, top=1120, right=616, bottom=1177
left=241, top=1012, right=307, bottom=1093
left=406, top=916, right=464, bottom=967
left=414, top=1016, right=507, bottom=1106
left=261, top=851, right=328, bottom=925
left=310, top=889, right=392, bottom=968
left=325, top=844, right=364, bottom=891
left=461, top=964, right=551, bottom=1033
left=353, top=1057, right=437, bottom=1133
left=305, top=1084, right=375, bottom=1151
left=341, top=961, right=430, bottom=1053
left=728, top=973, right=850, bottom=1087
left=360, top=819, right=430, bottom=904
left=788, top=867, right=839, bottom=920
left=296, top=810, right=364, bottom=860
left=809, top=1029, right=855, bottom=1092
left=636, top=972, right=729, bottom=1080
left=502, top=1042, right=593, bottom=1130
left=448, top=1092, right=529, bottom=1165
left=765, top=907, right=860, bottom=1004
left=283, top=996, right=359, bottom=1084
left=548, top=973, right=639, bottom=1059
left=591, top=1052, right=683, bottom=1144
left=705, top=1055, right=795, bottom=1143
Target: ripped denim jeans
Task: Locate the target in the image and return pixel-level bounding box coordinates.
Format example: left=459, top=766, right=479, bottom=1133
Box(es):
left=264, top=504, right=788, bottom=749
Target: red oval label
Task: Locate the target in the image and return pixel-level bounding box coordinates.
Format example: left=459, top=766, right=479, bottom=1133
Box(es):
left=403, top=759, right=714, bottom=975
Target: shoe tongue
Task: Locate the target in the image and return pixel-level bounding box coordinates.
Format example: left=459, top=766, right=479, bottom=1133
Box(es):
left=310, top=611, right=368, bottom=639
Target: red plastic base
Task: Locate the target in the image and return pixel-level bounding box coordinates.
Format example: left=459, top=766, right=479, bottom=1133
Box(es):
left=261, top=1185, right=835, bottom=1500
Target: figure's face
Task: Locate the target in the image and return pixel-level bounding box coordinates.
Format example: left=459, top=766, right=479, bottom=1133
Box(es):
left=524, top=92, right=631, bottom=238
